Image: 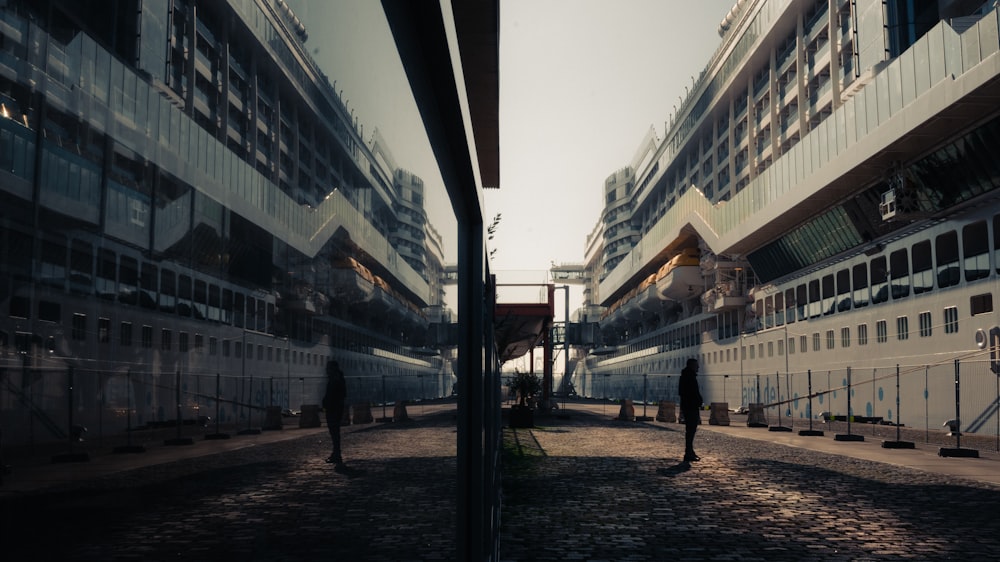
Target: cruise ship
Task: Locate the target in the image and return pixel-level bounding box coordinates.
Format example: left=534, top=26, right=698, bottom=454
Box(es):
left=0, top=0, right=459, bottom=446
left=566, top=0, right=1000, bottom=435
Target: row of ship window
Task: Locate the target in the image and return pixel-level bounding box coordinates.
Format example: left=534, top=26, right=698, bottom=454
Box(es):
left=604, top=215, right=999, bottom=362
left=702, top=303, right=992, bottom=367
left=597, top=298, right=970, bottom=373
left=752, top=216, right=1000, bottom=330
left=0, top=228, right=275, bottom=334
left=0, top=309, right=323, bottom=366
left=3, top=292, right=426, bottom=363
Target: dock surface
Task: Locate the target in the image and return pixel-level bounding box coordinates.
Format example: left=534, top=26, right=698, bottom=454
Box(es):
left=2, top=400, right=999, bottom=560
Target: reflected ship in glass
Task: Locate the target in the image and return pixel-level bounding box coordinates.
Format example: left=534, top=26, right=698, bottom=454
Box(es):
left=0, top=0, right=454, bottom=446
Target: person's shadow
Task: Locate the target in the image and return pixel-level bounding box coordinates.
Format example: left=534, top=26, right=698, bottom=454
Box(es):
left=334, top=463, right=365, bottom=478
left=656, top=462, right=691, bottom=477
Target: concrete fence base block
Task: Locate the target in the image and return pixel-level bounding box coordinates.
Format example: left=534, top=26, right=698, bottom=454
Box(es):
left=656, top=401, right=676, bottom=423
left=262, top=406, right=284, bottom=430
left=352, top=402, right=374, bottom=424
left=299, top=404, right=322, bottom=428
left=746, top=403, right=768, bottom=428
left=393, top=401, right=410, bottom=422
left=617, top=399, right=635, bottom=421
left=708, top=402, right=730, bottom=426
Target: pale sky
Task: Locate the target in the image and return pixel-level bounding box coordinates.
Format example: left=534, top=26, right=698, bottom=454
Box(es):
left=490, top=0, right=735, bottom=273
left=285, top=0, right=735, bottom=277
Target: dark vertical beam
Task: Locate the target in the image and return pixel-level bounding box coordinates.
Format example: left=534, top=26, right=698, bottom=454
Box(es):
left=381, top=2, right=497, bottom=559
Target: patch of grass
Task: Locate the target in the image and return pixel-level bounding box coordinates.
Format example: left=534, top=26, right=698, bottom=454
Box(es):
left=502, top=427, right=546, bottom=467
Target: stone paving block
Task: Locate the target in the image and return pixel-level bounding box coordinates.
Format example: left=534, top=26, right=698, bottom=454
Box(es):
left=3, top=403, right=1000, bottom=561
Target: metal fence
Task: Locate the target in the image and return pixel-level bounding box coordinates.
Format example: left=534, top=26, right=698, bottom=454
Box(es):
left=0, top=360, right=455, bottom=449
left=572, top=358, right=1000, bottom=450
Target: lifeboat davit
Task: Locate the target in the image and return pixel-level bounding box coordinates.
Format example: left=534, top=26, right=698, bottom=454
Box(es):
left=656, top=248, right=703, bottom=301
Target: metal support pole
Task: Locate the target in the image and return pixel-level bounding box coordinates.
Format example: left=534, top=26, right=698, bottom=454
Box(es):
left=215, top=373, right=222, bottom=434
left=126, top=369, right=133, bottom=444
left=954, top=359, right=961, bottom=450
left=770, top=371, right=791, bottom=432
left=67, top=366, right=75, bottom=453
left=882, top=364, right=913, bottom=448
left=939, top=359, right=978, bottom=456
left=835, top=367, right=863, bottom=441
left=798, top=369, right=823, bottom=436
left=246, top=376, right=254, bottom=431
left=205, top=372, right=230, bottom=440
left=808, top=370, right=813, bottom=431
left=113, top=368, right=146, bottom=453
left=165, top=370, right=194, bottom=445
left=52, top=367, right=90, bottom=462
left=896, top=363, right=903, bottom=441
left=175, top=369, right=182, bottom=440
left=846, top=367, right=852, bottom=434
left=643, top=373, right=648, bottom=419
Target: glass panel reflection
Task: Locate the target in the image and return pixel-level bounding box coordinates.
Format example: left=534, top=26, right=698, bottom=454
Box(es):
left=0, top=0, right=458, bottom=464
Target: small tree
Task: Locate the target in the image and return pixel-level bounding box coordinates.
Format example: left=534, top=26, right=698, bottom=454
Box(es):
left=507, top=370, right=541, bottom=408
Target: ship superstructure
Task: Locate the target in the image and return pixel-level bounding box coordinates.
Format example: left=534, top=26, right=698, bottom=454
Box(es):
left=0, top=0, right=456, bottom=446
left=570, top=0, right=1000, bottom=434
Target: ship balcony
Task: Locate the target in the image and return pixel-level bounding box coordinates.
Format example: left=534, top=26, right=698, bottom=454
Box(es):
left=704, top=292, right=749, bottom=312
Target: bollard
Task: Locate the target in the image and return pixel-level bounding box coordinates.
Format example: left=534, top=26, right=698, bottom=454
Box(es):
left=708, top=402, right=730, bottom=426
left=616, top=399, right=635, bottom=421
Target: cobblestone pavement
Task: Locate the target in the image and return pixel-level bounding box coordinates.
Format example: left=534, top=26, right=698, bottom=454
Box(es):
left=500, top=407, right=1000, bottom=561
left=3, top=402, right=1000, bottom=561
left=1, top=409, right=459, bottom=561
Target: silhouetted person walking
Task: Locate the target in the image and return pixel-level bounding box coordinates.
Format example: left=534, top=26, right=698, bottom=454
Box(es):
left=323, top=360, right=347, bottom=465
left=679, top=358, right=703, bottom=462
